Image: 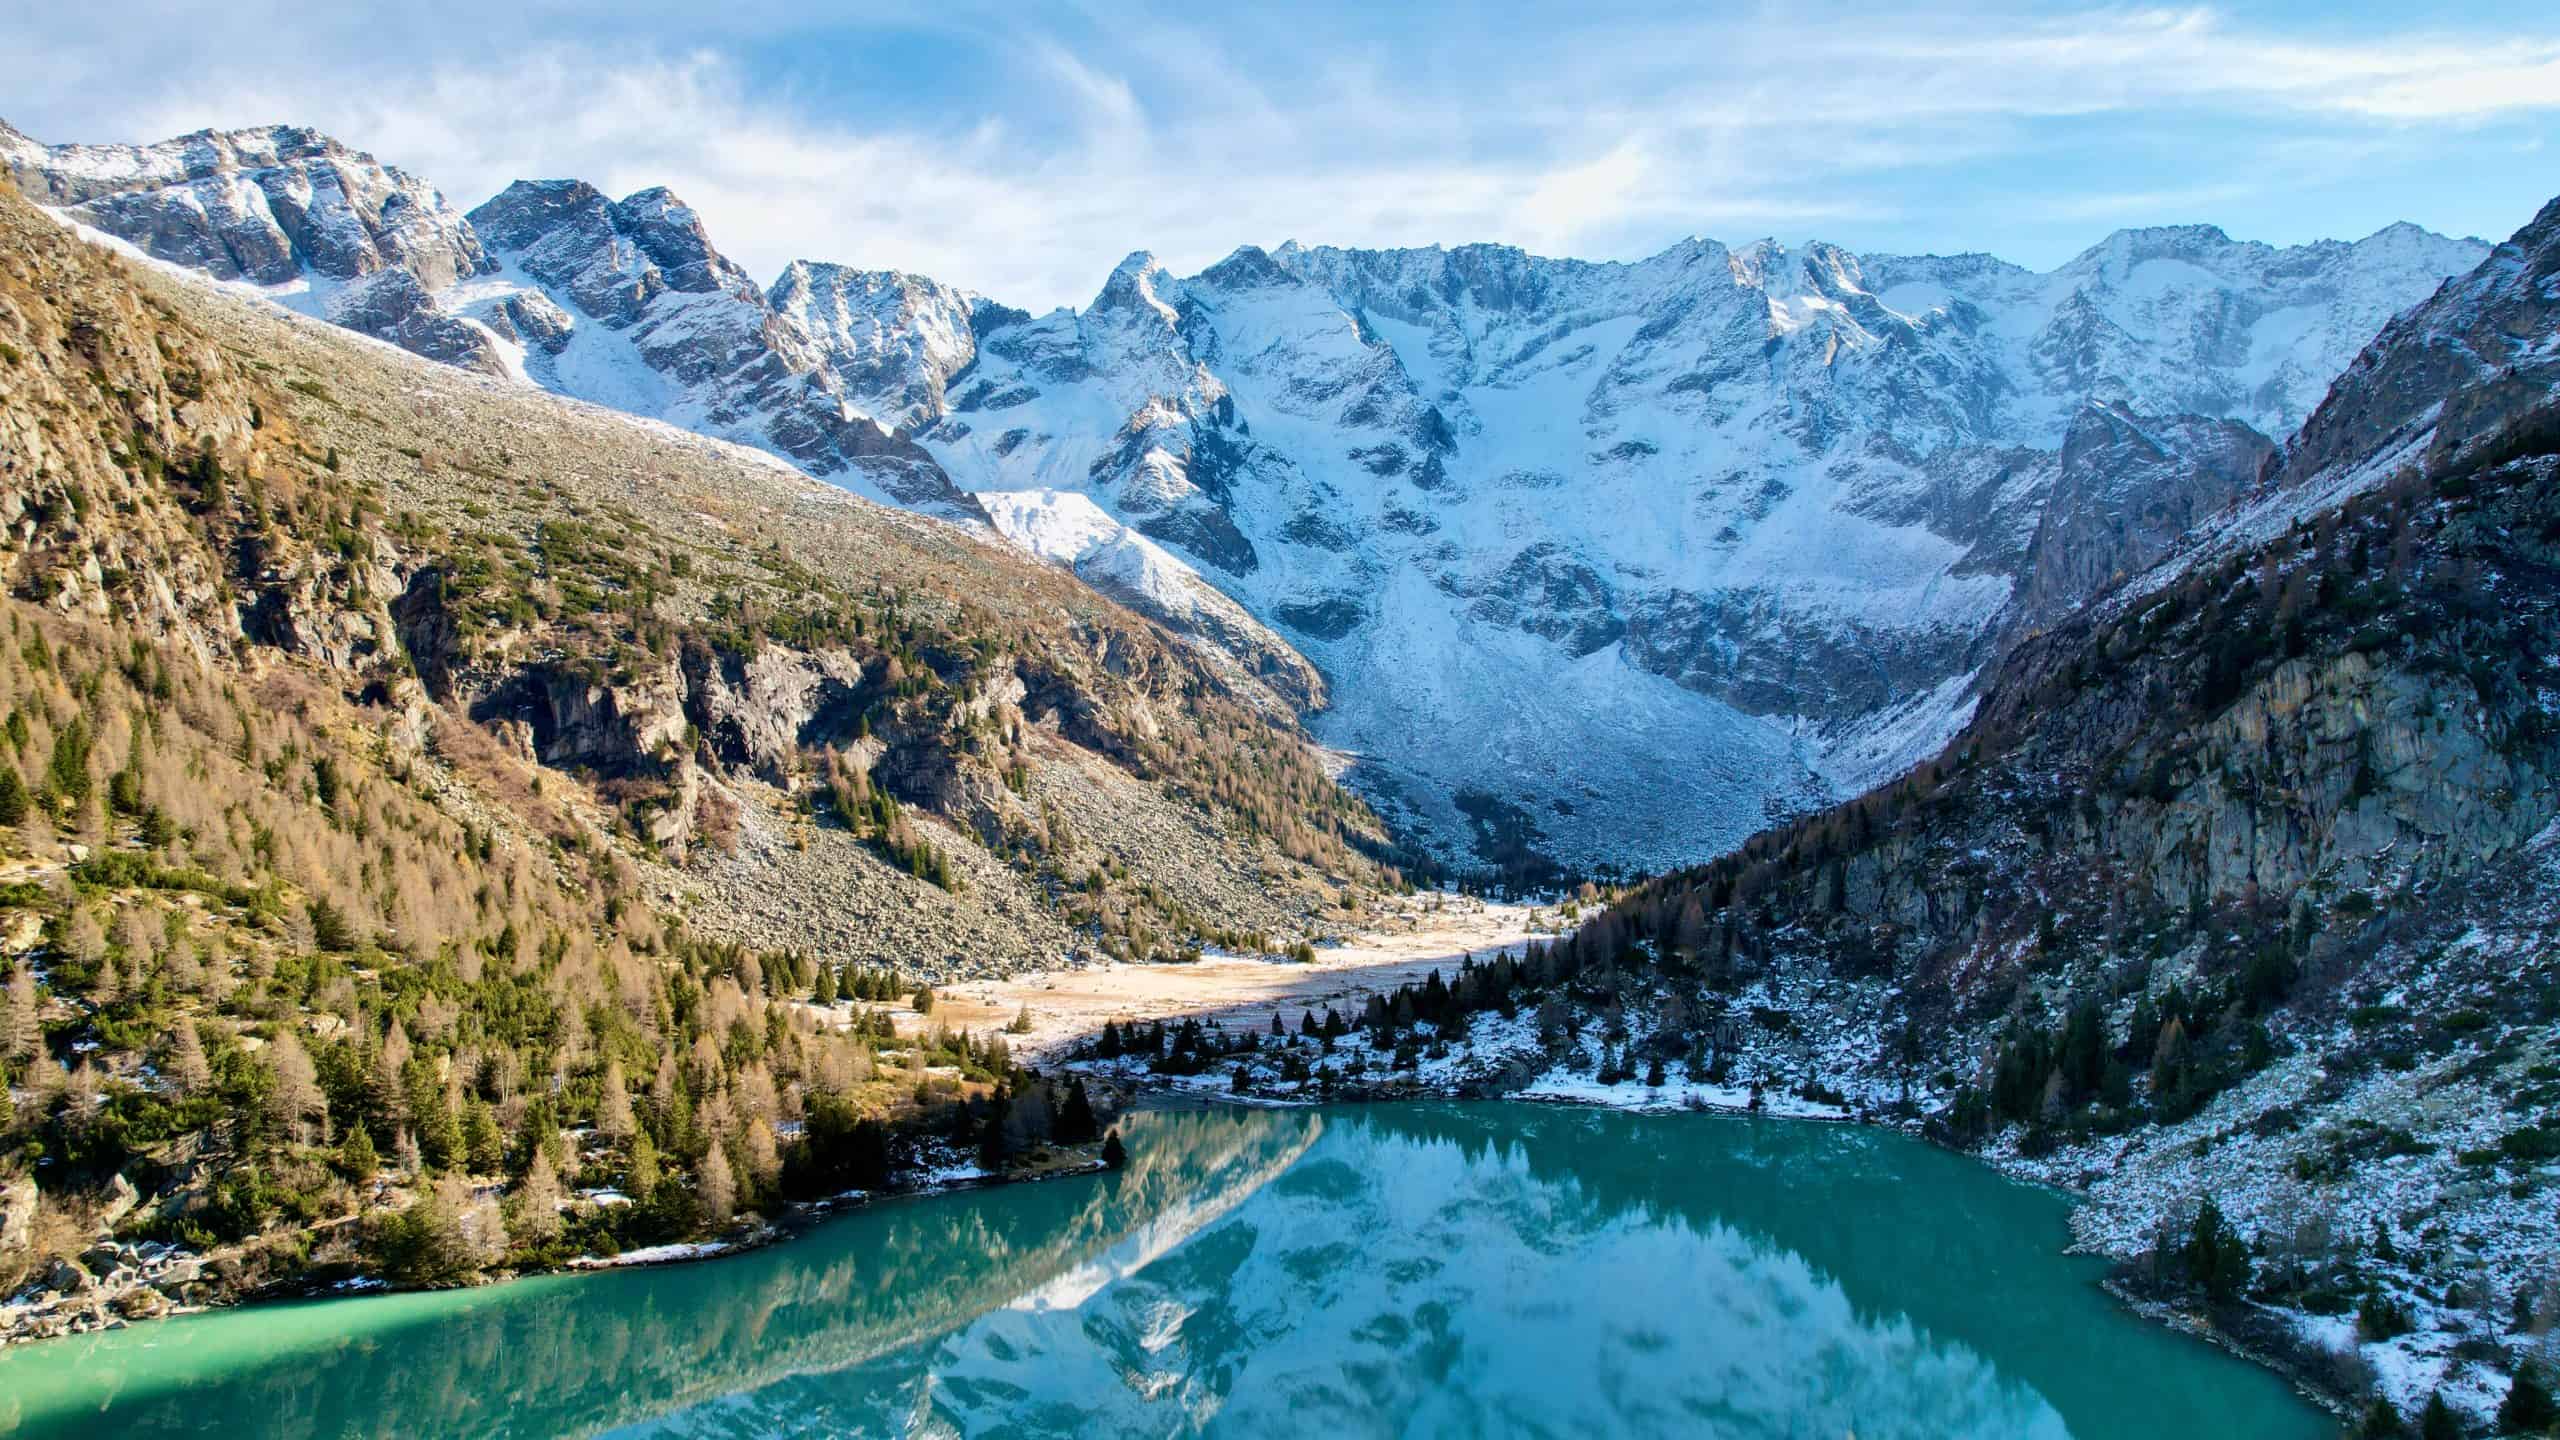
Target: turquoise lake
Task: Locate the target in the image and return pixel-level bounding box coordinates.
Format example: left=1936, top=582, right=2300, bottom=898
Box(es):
left=0, top=1102, right=2327, bottom=1438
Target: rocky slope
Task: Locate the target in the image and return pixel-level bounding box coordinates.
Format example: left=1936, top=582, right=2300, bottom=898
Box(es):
left=2, top=118, right=2489, bottom=877
left=10, top=179, right=1408, bottom=968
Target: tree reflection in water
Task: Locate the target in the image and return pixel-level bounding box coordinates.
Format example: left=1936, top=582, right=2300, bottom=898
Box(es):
left=0, top=1104, right=2321, bottom=1440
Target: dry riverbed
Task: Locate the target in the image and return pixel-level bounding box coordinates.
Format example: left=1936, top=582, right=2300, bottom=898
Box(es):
left=923, top=895, right=1551, bottom=1061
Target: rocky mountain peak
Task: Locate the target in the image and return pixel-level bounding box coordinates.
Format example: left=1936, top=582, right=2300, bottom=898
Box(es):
left=2269, top=189, right=2560, bottom=497
left=606, top=185, right=750, bottom=297
left=769, top=258, right=981, bottom=426
left=465, top=178, right=607, bottom=248
left=1090, top=250, right=1183, bottom=326
left=1195, top=244, right=1296, bottom=291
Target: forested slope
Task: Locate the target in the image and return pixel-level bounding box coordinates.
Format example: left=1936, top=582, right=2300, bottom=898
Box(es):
left=0, top=177, right=1403, bottom=1334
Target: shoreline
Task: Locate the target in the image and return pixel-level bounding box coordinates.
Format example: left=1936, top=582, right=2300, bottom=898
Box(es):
left=0, top=1135, right=1121, bottom=1345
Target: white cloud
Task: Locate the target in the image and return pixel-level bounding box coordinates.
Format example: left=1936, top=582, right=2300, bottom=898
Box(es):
left=4, top=3, right=2556, bottom=309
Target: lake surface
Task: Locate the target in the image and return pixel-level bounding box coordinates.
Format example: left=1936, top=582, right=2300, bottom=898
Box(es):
left=0, top=1102, right=2326, bottom=1439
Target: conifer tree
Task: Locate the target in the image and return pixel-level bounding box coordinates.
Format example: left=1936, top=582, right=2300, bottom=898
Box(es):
left=2184, top=1196, right=2250, bottom=1303
left=2417, top=1392, right=2459, bottom=1440
left=1101, top=1128, right=1127, bottom=1169
left=2502, top=1363, right=2557, bottom=1435
left=462, top=1099, right=505, bottom=1175
left=627, top=1130, right=662, bottom=1196
left=512, top=1160, right=564, bottom=1246
left=266, top=1030, right=324, bottom=1144
left=2, top=961, right=36, bottom=1061
left=1058, top=1077, right=1099, bottom=1144
left=339, top=1121, right=380, bottom=1181
left=977, top=1085, right=1013, bottom=1170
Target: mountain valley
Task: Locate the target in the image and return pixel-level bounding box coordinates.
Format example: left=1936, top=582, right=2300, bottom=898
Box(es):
left=1, top=95, right=2559, bottom=1438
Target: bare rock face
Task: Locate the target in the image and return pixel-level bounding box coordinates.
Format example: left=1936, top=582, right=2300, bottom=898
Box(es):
left=497, top=292, right=575, bottom=355
left=2279, top=196, right=2560, bottom=489
left=329, top=268, right=506, bottom=375
left=0, top=1175, right=36, bottom=1256
left=488, top=658, right=692, bottom=774
left=686, top=645, right=869, bottom=785
left=2001, top=402, right=2275, bottom=635
left=1, top=120, right=500, bottom=371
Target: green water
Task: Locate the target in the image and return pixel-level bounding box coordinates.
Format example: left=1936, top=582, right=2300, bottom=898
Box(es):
left=0, top=1103, right=2325, bottom=1439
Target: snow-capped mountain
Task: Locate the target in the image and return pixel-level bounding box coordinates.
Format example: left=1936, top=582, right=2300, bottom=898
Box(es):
left=0, top=119, right=501, bottom=373
left=4, top=117, right=2492, bottom=873
left=453, top=178, right=988, bottom=522
left=895, top=226, right=2485, bottom=868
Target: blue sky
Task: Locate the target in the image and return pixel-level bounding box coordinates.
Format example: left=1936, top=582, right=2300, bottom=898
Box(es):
left=8, top=2, right=2557, bottom=310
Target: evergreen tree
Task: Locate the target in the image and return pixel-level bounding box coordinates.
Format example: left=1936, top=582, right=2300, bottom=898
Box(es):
left=811, top=964, right=837, bottom=1006
left=1645, top=1054, right=1667, bottom=1088
left=44, top=716, right=91, bottom=805
left=2357, top=1396, right=2407, bottom=1438
left=2183, top=1196, right=2251, bottom=1303
left=977, top=1086, right=1014, bottom=1170
left=1100, top=1128, right=1128, bottom=1169
left=462, top=1099, right=505, bottom=1176
left=2501, top=1363, right=2557, bottom=1435
left=338, top=1121, right=381, bottom=1182
left=1058, top=1077, right=1100, bottom=1144
left=2417, top=1392, right=2460, bottom=1440
left=2062, top=995, right=2105, bottom=1099
left=0, top=765, right=26, bottom=827
left=627, top=1130, right=662, bottom=1195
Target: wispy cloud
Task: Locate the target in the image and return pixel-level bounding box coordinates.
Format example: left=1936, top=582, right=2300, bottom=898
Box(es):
left=4, top=2, right=2556, bottom=309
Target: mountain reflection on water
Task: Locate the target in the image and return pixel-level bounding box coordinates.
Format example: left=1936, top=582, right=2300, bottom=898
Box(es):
left=0, top=1103, right=2322, bottom=1439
